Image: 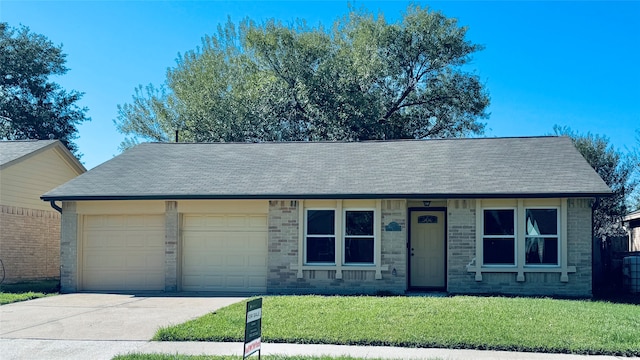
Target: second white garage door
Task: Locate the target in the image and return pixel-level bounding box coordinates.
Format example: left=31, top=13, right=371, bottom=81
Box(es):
left=182, top=214, right=268, bottom=293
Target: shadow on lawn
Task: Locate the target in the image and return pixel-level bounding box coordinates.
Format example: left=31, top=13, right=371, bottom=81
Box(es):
left=593, top=290, right=640, bottom=305
left=0, top=279, right=60, bottom=294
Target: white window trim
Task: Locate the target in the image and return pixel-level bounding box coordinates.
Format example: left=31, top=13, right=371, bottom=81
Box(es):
left=469, top=199, right=575, bottom=283
left=294, top=200, right=387, bottom=280
left=343, top=208, right=376, bottom=265
left=303, top=207, right=337, bottom=266
left=524, top=206, right=560, bottom=267
left=481, top=207, right=517, bottom=267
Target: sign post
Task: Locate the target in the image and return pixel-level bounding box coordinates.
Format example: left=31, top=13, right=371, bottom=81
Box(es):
left=243, top=297, right=262, bottom=359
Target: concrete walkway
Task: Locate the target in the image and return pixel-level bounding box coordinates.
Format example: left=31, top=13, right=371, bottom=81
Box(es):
left=1, top=339, right=635, bottom=360
left=1, top=294, right=637, bottom=360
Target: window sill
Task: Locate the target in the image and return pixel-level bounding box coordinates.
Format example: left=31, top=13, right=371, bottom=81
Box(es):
left=291, top=263, right=389, bottom=280
left=466, top=264, right=576, bottom=282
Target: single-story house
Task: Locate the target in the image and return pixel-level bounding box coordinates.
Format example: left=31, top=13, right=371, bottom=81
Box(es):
left=42, top=136, right=610, bottom=297
left=1, top=140, right=85, bottom=283
left=624, top=209, right=640, bottom=252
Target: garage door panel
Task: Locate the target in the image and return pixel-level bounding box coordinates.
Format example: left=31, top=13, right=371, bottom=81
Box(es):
left=248, top=255, right=267, bottom=267
left=182, top=214, right=267, bottom=292
left=249, top=216, right=268, bottom=227
left=82, top=215, right=165, bottom=291
left=248, top=275, right=267, bottom=288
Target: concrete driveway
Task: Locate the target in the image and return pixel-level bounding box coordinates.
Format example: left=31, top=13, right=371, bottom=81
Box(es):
left=0, top=293, right=245, bottom=341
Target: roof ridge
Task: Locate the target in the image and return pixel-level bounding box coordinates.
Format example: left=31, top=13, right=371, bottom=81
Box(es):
left=141, top=135, right=565, bottom=146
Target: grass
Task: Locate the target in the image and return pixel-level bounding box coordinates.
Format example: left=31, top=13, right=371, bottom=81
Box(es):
left=0, top=291, right=49, bottom=305
left=0, top=279, right=59, bottom=305
left=113, top=356, right=418, bottom=360
left=155, top=295, right=640, bottom=356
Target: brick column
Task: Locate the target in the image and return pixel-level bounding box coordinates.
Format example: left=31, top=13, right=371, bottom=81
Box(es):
left=165, top=201, right=179, bottom=292
left=567, top=198, right=592, bottom=297
left=60, top=201, right=78, bottom=293
left=267, top=200, right=300, bottom=293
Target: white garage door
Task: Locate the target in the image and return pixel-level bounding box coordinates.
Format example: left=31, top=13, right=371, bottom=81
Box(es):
left=82, top=215, right=165, bottom=291
left=182, top=214, right=267, bottom=293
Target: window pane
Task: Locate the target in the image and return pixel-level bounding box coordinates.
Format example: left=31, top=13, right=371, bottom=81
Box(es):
left=526, top=209, right=557, bottom=235
left=484, top=210, right=514, bottom=236
left=526, top=237, right=558, bottom=265
left=483, top=238, right=515, bottom=265
left=345, top=237, right=374, bottom=263
left=346, top=211, right=374, bottom=236
left=307, top=210, right=335, bottom=235
left=306, top=237, right=335, bottom=263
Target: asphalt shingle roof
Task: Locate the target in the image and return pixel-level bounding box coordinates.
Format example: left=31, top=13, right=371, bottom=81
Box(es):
left=41, top=136, right=612, bottom=201
left=0, top=140, right=59, bottom=168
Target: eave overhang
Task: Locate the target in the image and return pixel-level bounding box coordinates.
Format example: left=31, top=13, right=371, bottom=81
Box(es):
left=41, top=191, right=613, bottom=202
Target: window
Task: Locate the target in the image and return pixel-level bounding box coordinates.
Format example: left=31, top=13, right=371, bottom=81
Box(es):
left=305, top=210, right=335, bottom=264
left=525, top=209, right=559, bottom=265
left=482, top=209, right=515, bottom=265
left=471, top=200, right=571, bottom=283
left=344, top=210, right=374, bottom=264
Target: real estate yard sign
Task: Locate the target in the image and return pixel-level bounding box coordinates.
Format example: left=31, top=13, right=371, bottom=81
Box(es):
left=243, top=297, right=262, bottom=359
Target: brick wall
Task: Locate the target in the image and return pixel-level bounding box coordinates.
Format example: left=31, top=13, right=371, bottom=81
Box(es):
left=165, top=201, right=178, bottom=292
left=266, top=200, right=300, bottom=293
left=59, top=201, right=77, bottom=292
left=565, top=198, right=592, bottom=296
left=379, top=199, right=407, bottom=293
left=447, top=198, right=593, bottom=297
left=446, top=199, right=477, bottom=293
left=266, top=200, right=407, bottom=295
left=0, top=204, right=60, bottom=283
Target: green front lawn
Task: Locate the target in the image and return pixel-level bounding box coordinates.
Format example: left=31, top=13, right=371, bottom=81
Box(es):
left=155, top=295, right=640, bottom=356
left=0, top=291, right=48, bottom=305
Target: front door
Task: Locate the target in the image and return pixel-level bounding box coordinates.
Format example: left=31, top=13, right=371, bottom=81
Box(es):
left=410, top=211, right=446, bottom=288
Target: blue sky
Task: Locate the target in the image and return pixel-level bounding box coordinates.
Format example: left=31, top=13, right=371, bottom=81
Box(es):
left=1, top=1, right=638, bottom=169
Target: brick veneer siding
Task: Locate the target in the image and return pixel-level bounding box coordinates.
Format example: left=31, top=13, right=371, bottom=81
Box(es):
left=0, top=205, right=61, bottom=283
left=266, top=200, right=300, bottom=293
left=447, top=198, right=593, bottom=297
left=446, top=200, right=477, bottom=294
left=266, top=200, right=407, bottom=295
left=164, top=201, right=178, bottom=292
left=379, top=200, right=407, bottom=294
left=59, top=201, right=78, bottom=293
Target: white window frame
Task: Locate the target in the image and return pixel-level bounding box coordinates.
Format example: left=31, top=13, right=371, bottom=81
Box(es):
left=481, top=207, right=517, bottom=267
left=343, top=208, right=376, bottom=266
left=294, top=200, right=387, bottom=280
left=469, top=199, right=574, bottom=283
left=524, top=206, right=560, bottom=267
left=304, top=208, right=337, bottom=265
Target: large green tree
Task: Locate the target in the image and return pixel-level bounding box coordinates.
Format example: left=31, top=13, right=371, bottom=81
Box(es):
left=554, top=126, right=638, bottom=239
left=115, top=5, right=489, bottom=149
left=0, top=23, right=89, bottom=155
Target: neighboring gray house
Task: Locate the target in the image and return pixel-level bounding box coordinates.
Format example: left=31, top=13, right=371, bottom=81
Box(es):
left=42, top=136, right=610, bottom=297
